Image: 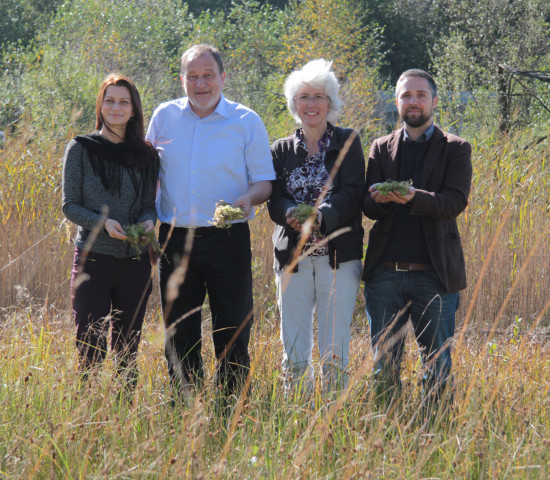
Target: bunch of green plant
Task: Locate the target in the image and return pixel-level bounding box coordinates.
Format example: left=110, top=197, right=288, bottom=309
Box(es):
left=374, top=179, right=411, bottom=196
left=210, top=200, right=245, bottom=228
left=292, top=203, right=317, bottom=223
left=124, top=224, right=161, bottom=256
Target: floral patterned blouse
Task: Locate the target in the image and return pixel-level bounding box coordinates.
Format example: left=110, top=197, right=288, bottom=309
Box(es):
left=285, top=125, right=334, bottom=256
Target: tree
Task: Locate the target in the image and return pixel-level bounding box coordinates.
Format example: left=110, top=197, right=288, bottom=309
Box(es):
left=0, top=0, right=192, bottom=132
left=358, top=0, right=453, bottom=82
left=279, top=0, right=383, bottom=136
left=0, top=0, right=63, bottom=48
left=431, top=0, right=550, bottom=129
left=185, top=0, right=289, bottom=15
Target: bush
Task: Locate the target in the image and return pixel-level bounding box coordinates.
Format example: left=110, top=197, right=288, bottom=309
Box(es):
left=0, top=0, right=192, bottom=136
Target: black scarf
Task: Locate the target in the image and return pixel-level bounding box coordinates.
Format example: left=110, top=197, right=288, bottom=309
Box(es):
left=74, top=132, right=153, bottom=197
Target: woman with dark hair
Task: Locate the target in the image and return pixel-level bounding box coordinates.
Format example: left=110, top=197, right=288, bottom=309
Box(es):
left=62, top=73, right=159, bottom=392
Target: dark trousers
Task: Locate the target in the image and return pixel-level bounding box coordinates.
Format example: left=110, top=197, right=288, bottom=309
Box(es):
left=71, top=247, right=152, bottom=388
left=158, top=222, right=253, bottom=396
left=364, top=264, right=459, bottom=406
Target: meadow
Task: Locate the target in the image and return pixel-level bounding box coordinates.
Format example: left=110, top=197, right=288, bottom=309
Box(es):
left=0, top=115, right=549, bottom=479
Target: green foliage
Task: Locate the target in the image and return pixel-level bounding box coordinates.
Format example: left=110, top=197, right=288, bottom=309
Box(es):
left=3, top=0, right=548, bottom=138
left=359, top=0, right=452, bottom=82
left=431, top=0, right=550, bottom=131
left=0, top=0, right=63, bottom=48
left=124, top=224, right=160, bottom=256
left=0, top=0, right=192, bottom=134
left=188, top=1, right=290, bottom=119
left=436, top=0, right=550, bottom=87
left=281, top=0, right=383, bottom=137
left=292, top=203, right=316, bottom=224
left=356, top=0, right=550, bottom=132
left=185, top=0, right=233, bottom=12
left=185, top=0, right=290, bottom=14
left=183, top=0, right=384, bottom=140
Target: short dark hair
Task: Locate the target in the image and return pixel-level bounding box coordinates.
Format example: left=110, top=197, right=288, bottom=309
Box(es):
left=396, top=69, right=437, bottom=98
left=180, top=44, right=224, bottom=75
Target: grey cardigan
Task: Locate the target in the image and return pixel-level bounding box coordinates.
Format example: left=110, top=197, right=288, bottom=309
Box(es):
left=62, top=138, right=157, bottom=258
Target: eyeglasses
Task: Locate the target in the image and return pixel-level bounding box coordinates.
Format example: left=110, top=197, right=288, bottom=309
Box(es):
left=295, top=94, right=329, bottom=104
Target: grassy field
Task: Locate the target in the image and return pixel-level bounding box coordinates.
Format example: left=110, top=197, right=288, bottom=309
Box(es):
left=1, top=125, right=549, bottom=478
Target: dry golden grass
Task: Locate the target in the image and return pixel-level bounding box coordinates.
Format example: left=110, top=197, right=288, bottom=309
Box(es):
left=1, top=125, right=549, bottom=478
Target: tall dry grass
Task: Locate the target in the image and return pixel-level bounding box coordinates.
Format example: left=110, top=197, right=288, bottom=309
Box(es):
left=1, top=125, right=549, bottom=478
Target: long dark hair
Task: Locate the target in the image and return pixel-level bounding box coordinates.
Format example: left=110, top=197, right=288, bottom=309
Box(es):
left=95, top=73, right=158, bottom=173
left=74, top=74, right=158, bottom=198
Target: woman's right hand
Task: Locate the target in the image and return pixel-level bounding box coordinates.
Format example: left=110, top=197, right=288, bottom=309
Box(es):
left=104, top=218, right=128, bottom=240
left=285, top=207, right=302, bottom=232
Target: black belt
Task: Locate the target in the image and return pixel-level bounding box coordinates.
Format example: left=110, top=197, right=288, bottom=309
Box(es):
left=162, top=222, right=247, bottom=238
left=384, top=262, right=432, bottom=272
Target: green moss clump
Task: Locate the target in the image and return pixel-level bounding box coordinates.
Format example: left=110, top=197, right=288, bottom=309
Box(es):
left=124, top=224, right=161, bottom=257
left=293, top=203, right=316, bottom=224
left=375, top=180, right=412, bottom=196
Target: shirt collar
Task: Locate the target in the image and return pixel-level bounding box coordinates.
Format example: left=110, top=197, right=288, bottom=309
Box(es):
left=403, top=123, right=435, bottom=143
left=213, top=94, right=228, bottom=117
left=181, top=94, right=228, bottom=119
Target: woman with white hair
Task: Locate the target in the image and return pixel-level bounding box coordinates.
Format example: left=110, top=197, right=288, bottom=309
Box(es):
left=268, top=59, right=365, bottom=394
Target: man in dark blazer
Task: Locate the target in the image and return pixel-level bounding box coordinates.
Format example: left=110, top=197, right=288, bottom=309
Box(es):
left=362, top=69, right=472, bottom=411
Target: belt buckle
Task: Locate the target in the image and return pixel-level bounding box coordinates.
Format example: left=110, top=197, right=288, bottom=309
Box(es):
left=395, top=262, right=408, bottom=272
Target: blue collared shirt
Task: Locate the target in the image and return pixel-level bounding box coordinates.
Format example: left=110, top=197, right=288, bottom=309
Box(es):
left=403, top=123, right=435, bottom=143
left=146, top=94, right=275, bottom=227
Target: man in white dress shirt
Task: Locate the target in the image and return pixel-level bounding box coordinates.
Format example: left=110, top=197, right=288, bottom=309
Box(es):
left=146, top=44, right=275, bottom=400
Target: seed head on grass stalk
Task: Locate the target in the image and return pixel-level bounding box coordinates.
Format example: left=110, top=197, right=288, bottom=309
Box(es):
left=124, top=224, right=161, bottom=258
left=210, top=200, right=245, bottom=229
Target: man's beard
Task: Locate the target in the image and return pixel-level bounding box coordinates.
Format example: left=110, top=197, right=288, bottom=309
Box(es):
left=401, top=109, right=432, bottom=128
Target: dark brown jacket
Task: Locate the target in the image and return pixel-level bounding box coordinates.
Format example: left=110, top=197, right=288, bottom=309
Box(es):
left=362, top=126, right=472, bottom=293
left=268, top=126, right=365, bottom=271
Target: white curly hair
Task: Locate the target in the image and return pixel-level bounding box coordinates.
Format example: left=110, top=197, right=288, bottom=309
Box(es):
left=284, top=59, right=342, bottom=124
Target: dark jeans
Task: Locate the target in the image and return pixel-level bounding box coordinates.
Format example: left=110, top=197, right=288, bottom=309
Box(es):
left=71, top=247, right=152, bottom=388
left=158, top=222, right=253, bottom=397
left=364, top=264, right=459, bottom=404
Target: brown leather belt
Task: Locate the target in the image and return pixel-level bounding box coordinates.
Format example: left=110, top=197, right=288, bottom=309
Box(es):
left=384, top=262, right=432, bottom=272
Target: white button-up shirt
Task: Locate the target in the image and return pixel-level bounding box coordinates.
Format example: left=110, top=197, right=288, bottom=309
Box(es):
left=146, top=95, right=275, bottom=227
